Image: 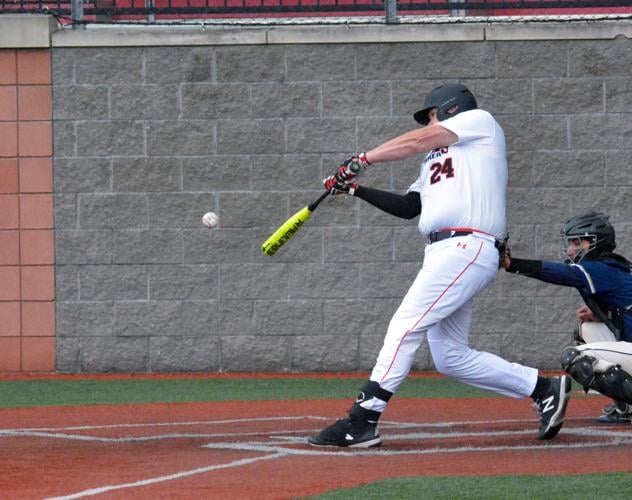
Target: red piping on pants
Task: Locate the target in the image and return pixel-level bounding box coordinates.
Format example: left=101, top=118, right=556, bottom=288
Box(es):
left=379, top=241, right=484, bottom=386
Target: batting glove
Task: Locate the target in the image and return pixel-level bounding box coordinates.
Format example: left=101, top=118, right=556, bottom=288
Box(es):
left=323, top=175, right=358, bottom=196
left=335, top=152, right=370, bottom=183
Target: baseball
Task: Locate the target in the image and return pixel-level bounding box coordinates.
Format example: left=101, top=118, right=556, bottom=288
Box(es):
left=202, top=212, right=219, bottom=229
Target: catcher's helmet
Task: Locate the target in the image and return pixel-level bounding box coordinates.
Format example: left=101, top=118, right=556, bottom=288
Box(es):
left=413, top=83, right=478, bottom=125
left=561, top=211, right=616, bottom=261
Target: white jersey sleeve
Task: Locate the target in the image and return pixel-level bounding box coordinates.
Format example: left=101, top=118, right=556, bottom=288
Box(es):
left=408, top=109, right=508, bottom=240
left=441, top=109, right=498, bottom=145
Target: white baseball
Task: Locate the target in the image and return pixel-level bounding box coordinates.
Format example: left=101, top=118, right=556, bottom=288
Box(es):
left=202, top=212, right=219, bottom=229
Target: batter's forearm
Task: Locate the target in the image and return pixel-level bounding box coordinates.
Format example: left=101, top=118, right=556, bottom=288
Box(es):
left=354, top=186, right=421, bottom=219
left=365, top=133, right=424, bottom=163
left=365, top=125, right=458, bottom=164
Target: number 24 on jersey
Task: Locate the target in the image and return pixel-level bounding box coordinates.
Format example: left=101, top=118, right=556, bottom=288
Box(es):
left=429, top=158, right=455, bottom=185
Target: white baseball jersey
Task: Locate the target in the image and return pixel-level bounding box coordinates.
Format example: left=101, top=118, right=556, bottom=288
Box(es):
left=408, top=109, right=508, bottom=240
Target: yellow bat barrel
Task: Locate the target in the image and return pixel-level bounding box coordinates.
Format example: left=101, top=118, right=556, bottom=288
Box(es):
left=261, top=206, right=312, bottom=256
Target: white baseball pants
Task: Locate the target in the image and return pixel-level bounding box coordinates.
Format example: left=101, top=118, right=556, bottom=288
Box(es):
left=365, top=233, right=538, bottom=413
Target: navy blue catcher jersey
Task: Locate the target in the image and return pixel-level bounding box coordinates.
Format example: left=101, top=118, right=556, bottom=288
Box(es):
left=537, top=257, right=632, bottom=342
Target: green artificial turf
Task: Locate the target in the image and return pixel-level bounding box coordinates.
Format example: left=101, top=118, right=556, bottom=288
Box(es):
left=0, top=376, right=496, bottom=408
left=303, top=473, right=632, bottom=500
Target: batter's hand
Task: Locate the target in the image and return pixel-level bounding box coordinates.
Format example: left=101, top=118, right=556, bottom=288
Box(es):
left=501, top=253, right=510, bottom=269
left=577, top=305, right=595, bottom=322
left=323, top=175, right=358, bottom=196
left=499, top=240, right=511, bottom=269
left=335, top=153, right=370, bottom=183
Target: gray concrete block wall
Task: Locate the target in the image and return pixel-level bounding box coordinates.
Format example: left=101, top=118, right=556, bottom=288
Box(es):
left=52, top=36, right=632, bottom=373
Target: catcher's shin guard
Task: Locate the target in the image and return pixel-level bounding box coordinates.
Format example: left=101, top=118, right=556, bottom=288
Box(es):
left=561, top=347, right=596, bottom=389
left=348, top=380, right=393, bottom=423
left=593, top=366, right=632, bottom=405
left=562, top=347, right=632, bottom=404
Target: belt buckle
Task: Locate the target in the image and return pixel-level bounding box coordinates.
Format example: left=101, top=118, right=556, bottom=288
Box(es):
left=428, top=231, right=448, bottom=244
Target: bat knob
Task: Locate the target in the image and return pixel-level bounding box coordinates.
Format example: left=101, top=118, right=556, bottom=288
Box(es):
left=349, top=161, right=362, bottom=174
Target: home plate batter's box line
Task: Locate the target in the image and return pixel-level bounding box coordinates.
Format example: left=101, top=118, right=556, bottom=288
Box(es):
left=0, top=414, right=628, bottom=434
left=0, top=416, right=323, bottom=433
left=0, top=414, right=611, bottom=434
left=46, top=453, right=288, bottom=500
left=2, top=416, right=631, bottom=446
left=203, top=434, right=632, bottom=456
left=3, top=428, right=630, bottom=447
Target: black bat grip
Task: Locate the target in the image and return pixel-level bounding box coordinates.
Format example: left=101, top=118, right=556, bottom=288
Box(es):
left=307, top=191, right=329, bottom=212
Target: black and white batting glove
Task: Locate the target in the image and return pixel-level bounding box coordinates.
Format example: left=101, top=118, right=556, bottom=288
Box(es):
left=323, top=175, right=358, bottom=196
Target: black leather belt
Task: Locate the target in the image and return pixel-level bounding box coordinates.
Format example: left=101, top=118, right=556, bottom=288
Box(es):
left=427, top=230, right=473, bottom=244
left=428, top=230, right=504, bottom=250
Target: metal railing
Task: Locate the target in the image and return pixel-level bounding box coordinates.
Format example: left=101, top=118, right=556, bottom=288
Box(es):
left=2, top=0, right=632, bottom=25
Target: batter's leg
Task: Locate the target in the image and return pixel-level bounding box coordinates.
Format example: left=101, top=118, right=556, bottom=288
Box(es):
left=369, top=236, right=500, bottom=399
left=427, top=301, right=570, bottom=439
left=427, top=300, right=538, bottom=398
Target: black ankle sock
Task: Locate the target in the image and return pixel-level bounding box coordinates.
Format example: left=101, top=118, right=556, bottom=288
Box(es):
left=530, top=376, right=550, bottom=400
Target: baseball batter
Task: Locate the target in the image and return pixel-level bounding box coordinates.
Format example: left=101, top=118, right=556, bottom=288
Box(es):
left=308, top=83, right=571, bottom=448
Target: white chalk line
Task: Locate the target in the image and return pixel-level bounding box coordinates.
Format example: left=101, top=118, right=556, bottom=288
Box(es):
left=203, top=434, right=632, bottom=456
left=3, top=415, right=629, bottom=499
left=0, top=415, right=316, bottom=433
left=2, top=415, right=628, bottom=445
left=45, top=452, right=287, bottom=500
left=0, top=428, right=325, bottom=442
left=0, top=414, right=593, bottom=434
left=5, top=424, right=630, bottom=445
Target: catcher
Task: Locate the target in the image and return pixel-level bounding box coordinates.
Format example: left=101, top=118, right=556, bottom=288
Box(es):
left=503, top=211, right=632, bottom=423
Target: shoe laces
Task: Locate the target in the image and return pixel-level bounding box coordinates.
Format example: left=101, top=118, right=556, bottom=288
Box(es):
left=531, top=379, right=558, bottom=418
left=347, top=417, right=375, bottom=435
left=532, top=398, right=552, bottom=420
left=336, top=418, right=352, bottom=428
left=532, top=400, right=544, bottom=417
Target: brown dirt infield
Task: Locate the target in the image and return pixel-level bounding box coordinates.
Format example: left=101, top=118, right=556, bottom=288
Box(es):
left=2, top=393, right=632, bottom=499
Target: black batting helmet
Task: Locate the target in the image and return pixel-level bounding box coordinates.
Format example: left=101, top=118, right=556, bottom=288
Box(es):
left=413, top=83, right=478, bottom=125
left=561, top=211, right=616, bottom=259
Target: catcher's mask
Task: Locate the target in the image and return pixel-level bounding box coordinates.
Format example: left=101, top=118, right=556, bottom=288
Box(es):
left=413, top=83, right=478, bottom=126
left=561, top=211, right=616, bottom=263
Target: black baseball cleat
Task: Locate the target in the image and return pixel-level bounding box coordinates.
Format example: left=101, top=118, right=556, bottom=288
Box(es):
left=307, top=417, right=382, bottom=448
left=598, top=401, right=632, bottom=424
left=533, top=375, right=572, bottom=440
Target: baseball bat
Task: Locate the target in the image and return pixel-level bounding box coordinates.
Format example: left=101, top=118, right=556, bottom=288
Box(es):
left=261, top=191, right=329, bottom=256
left=261, top=160, right=362, bottom=256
